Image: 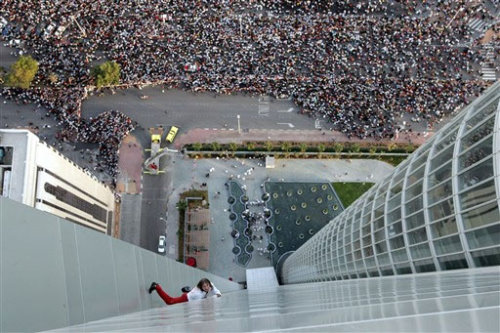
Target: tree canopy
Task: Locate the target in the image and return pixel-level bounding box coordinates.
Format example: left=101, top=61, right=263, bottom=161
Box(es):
left=5, top=55, right=39, bottom=89
left=92, top=61, right=121, bottom=88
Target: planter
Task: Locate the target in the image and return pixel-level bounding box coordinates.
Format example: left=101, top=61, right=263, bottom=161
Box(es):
left=290, top=204, right=297, bottom=211
left=264, top=209, right=271, bottom=218
left=267, top=243, right=276, bottom=252
left=278, top=242, right=284, bottom=248
left=241, top=195, right=249, bottom=202
left=274, top=208, right=280, bottom=215
left=316, top=197, right=323, bottom=204
left=297, top=189, right=303, bottom=195
left=301, top=202, right=307, bottom=208
left=272, top=193, right=279, bottom=199
left=265, top=225, right=273, bottom=234
left=298, top=233, right=305, bottom=239
left=228, top=196, right=235, bottom=204
left=286, top=190, right=293, bottom=197
left=333, top=204, right=339, bottom=211
left=245, top=244, right=254, bottom=253
left=276, top=225, right=282, bottom=231
left=327, top=194, right=333, bottom=201
left=232, top=246, right=241, bottom=255
left=305, top=215, right=311, bottom=222
left=310, top=186, right=317, bottom=193
left=321, top=184, right=328, bottom=190
left=262, top=193, right=270, bottom=201
left=308, top=228, right=315, bottom=235
left=322, top=209, right=329, bottom=215
left=229, top=213, right=237, bottom=221
left=295, top=219, right=302, bottom=226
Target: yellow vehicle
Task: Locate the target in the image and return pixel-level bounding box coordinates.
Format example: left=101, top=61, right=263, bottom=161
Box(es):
left=166, top=126, right=179, bottom=143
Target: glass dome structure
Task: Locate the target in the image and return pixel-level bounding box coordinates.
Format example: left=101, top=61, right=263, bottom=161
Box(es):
left=282, top=82, right=500, bottom=284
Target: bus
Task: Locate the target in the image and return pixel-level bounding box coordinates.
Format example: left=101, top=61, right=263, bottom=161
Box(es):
left=166, top=126, right=179, bottom=143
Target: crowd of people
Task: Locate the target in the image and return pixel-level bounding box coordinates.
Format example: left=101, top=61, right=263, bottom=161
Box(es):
left=0, top=0, right=497, bottom=178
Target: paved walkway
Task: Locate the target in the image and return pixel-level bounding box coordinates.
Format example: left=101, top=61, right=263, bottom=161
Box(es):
left=116, top=134, right=144, bottom=194
left=175, top=128, right=432, bottom=149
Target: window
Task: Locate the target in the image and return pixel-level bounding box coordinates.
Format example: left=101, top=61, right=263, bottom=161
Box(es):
left=406, top=211, right=425, bottom=230
left=434, top=235, right=462, bottom=255
left=466, top=224, right=500, bottom=250
left=462, top=201, right=499, bottom=230
left=408, top=227, right=428, bottom=245
left=392, top=248, right=408, bottom=263
left=428, top=198, right=454, bottom=221
left=430, top=218, right=458, bottom=238
left=414, top=259, right=436, bottom=273
left=458, top=158, right=493, bottom=191
left=410, top=243, right=431, bottom=260
left=428, top=162, right=452, bottom=187
left=458, top=137, right=492, bottom=169
left=438, top=254, right=468, bottom=270
left=459, top=179, right=496, bottom=211
left=471, top=247, right=500, bottom=267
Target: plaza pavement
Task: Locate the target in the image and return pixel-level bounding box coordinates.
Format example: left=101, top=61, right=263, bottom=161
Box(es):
left=166, top=155, right=395, bottom=283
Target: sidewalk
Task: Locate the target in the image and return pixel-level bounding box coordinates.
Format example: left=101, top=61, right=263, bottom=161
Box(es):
left=175, top=128, right=432, bottom=149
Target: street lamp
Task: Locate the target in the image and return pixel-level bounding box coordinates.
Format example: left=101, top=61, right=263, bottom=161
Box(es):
left=237, top=114, right=241, bottom=134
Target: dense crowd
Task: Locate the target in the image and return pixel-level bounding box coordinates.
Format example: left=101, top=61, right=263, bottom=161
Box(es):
left=0, top=0, right=497, bottom=177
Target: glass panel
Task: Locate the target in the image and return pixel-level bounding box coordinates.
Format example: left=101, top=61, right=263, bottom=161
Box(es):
left=410, top=243, right=432, bottom=259
left=462, top=201, right=500, bottom=230
left=387, top=208, right=401, bottom=224
left=460, top=116, right=495, bottom=150
left=362, top=235, right=372, bottom=247
left=375, top=241, right=387, bottom=254
left=389, top=180, right=404, bottom=198
left=392, top=248, right=408, bottom=263
left=428, top=180, right=452, bottom=205
left=374, top=229, right=385, bottom=243
left=408, top=227, right=428, bottom=245
left=466, top=224, right=500, bottom=250
left=410, top=151, right=430, bottom=171
left=390, top=236, right=405, bottom=250
left=414, top=259, right=436, bottom=273
left=458, top=158, right=494, bottom=191
left=406, top=211, right=425, bottom=230
left=387, top=192, right=401, bottom=211
left=407, top=167, right=425, bottom=188
left=377, top=253, right=390, bottom=265
left=428, top=161, right=452, bottom=188
left=471, top=246, right=500, bottom=267
left=395, top=264, right=412, bottom=274
left=406, top=180, right=423, bottom=201
left=387, top=222, right=402, bottom=237
left=465, top=98, right=498, bottom=131
left=373, top=204, right=384, bottom=219
left=428, top=198, right=454, bottom=221
left=430, top=217, right=458, bottom=238
left=380, top=266, right=394, bottom=276
left=434, top=235, right=463, bottom=255
left=438, top=253, right=468, bottom=270
left=459, top=179, right=496, bottom=211
left=430, top=145, right=454, bottom=172
left=433, top=128, right=459, bottom=152
left=374, top=216, right=384, bottom=230
left=458, top=137, right=492, bottom=169
left=405, top=196, right=423, bottom=215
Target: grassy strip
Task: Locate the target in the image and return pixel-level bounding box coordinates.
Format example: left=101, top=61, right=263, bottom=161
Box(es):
left=332, top=182, right=375, bottom=208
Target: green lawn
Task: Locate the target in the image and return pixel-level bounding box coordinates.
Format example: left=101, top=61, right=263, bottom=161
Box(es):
left=332, top=182, right=375, bottom=208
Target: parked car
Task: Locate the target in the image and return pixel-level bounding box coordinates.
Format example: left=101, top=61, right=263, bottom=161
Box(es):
left=158, top=235, right=166, bottom=254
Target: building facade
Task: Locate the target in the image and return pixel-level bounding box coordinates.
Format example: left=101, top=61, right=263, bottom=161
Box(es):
left=0, top=129, right=115, bottom=233
left=282, top=82, right=500, bottom=284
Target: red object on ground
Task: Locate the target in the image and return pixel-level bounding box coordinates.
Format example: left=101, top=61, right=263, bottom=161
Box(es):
left=186, top=257, right=197, bottom=267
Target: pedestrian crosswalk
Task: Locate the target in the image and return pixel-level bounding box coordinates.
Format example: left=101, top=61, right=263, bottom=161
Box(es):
left=480, top=46, right=498, bottom=81
left=467, top=17, right=489, bottom=33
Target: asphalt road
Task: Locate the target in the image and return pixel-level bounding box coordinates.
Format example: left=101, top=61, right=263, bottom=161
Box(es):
left=81, top=86, right=317, bottom=133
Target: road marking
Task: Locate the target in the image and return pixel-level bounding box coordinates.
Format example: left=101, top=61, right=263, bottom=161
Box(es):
left=277, top=123, right=295, bottom=128
left=258, top=95, right=270, bottom=115
left=277, top=107, right=294, bottom=113
left=315, top=119, right=322, bottom=129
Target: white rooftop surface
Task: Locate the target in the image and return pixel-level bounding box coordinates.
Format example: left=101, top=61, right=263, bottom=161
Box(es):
left=246, top=267, right=279, bottom=291
left=53, top=266, right=500, bottom=332
left=0, top=129, right=30, bottom=202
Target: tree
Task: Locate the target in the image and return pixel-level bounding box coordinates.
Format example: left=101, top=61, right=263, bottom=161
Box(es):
left=192, top=142, right=202, bottom=151
left=369, top=147, right=377, bottom=156
left=351, top=143, right=361, bottom=154
left=299, top=143, right=308, bottom=157
left=48, top=72, right=58, bottom=85
left=281, top=142, right=291, bottom=152
left=334, top=143, right=344, bottom=154
left=5, top=55, right=39, bottom=89
left=92, top=61, right=120, bottom=88
left=264, top=141, right=273, bottom=152
left=211, top=142, right=221, bottom=151
left=246, top=142, right=256, bottom=151
left=317, top=143, right=326, bottom=158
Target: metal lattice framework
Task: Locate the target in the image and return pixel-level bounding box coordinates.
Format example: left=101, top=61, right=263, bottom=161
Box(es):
left=282, top=82, right=500, bottom=284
